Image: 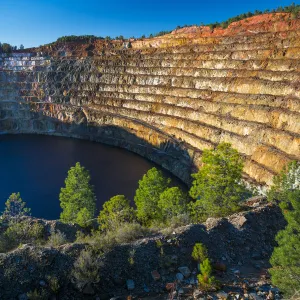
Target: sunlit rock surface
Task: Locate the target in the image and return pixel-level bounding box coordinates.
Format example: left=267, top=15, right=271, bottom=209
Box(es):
left=0, top=13, right=299, bottom=185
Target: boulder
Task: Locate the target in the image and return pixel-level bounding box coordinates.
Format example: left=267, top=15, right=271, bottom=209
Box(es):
left=176, top=273, right=184, bottom=281
left=214, top=262, right=227, bottom=272
left=217, top=291, right=228, bottom=299
left=178, top=266, right=191, bottom=278
left=151, top=270, right=161, bottom=281
left=166, top=282, right=176, bottom=291
left=244, top=196, right=267, bottom=208
left=83, top=283, right=95, bottom=295
left=18, top=294, right=28, bottom=300
left=249, top=293, right=264, bottom=300
left=126, top=279, right=135, bottom=290
left=39, top=280, right=46, bottom=287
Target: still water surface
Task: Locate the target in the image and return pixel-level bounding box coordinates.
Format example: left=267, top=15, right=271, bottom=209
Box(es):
left=0, top=134, right=178, bottom=219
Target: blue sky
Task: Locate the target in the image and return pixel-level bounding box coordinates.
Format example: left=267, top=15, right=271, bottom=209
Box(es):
left=0, top=0, right=297, bottom=48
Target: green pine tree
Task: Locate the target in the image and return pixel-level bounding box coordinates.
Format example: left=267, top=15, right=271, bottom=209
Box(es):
left=197, top=258, right=218, bottom=291
left=192, top=243, right=208, bottom=263
left=189, top=143, right=250, bottom=221
left=157, top=187, right=188, bottom=223
left=98, top=195, right=135, bottom=231
left=134, top=167, right=170, bottom=226
left=59, top=162, right=96, bottom=225
left=2, top=193, right=31, bottom=219
left=269, top=161, right=300, bottom=296
left=268, top=161, right=300, bottom=203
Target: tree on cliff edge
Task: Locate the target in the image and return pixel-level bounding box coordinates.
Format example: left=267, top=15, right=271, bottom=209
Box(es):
left=269, top=161, right=300, bottom=296
left=59, top=162, right=96, bottom=227
left=158, top=187, right=189, bottom=224
left=2, top=193, right=31, bottom=219
left=189, top=143, right=250, bottom=221
left=98, top=195, right=135, bottom=231
left=134, top=167, right=170, bottom=226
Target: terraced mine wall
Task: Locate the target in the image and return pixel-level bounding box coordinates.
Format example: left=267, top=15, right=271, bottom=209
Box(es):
left=0, top=13, right=299, bottom=185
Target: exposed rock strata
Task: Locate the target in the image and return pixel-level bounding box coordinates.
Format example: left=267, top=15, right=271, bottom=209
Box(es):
left=0, top=13, right=299, bottom=185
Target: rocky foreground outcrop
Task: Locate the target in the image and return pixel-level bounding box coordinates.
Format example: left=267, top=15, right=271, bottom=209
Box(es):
left=0, top=203, right=286, bottom=299
left=0, top=13, right=299, bottom=186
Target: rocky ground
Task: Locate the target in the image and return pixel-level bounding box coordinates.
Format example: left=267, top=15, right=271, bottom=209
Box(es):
left=0, top=199, right=287, bottom=300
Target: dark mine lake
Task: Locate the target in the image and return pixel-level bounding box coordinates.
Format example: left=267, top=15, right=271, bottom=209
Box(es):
left=0, top=134, right=180, bottom=220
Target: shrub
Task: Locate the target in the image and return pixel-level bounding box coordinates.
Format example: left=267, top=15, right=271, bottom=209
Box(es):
left=128, top=249, right=136, bottom=266
left=72, top=249, right=101, bottom=290
left=189, top=143, right=251, bottom=221
left=59, top=162, right=96, bottom=225
left=0, top=235, right=8, bottom=253
left=47, top=275, right=60, bottom=294
left=269, top=161, right=300, bottom=296
left=93, top=230, right=117, bottom=252
left=76, top=223, right=151, bottom=253
left=98, top=195, right=135, bottom=231
left=47, top=229, right=67, bottom=247
left=134, top=167, right=170, bottom=226
left=167, top=213, right=191, bottom=228
left=6, top=220, right=44, bottom=243
left=27, top=289, right=48, bottom=300
left=156, top=239, right=164, bottom=256
left=197, top=258, right=218, bottom=291
left=192, top=243, right=208, bottom=263
left=75, top=230, right=88, bottom=243
left=113, top=222, right=151, bottom=244
left=153, top=213, right=191, bottom=235
left=75, top=229, right=116, bottom=253
left=0, top=219, right=44, bottom=252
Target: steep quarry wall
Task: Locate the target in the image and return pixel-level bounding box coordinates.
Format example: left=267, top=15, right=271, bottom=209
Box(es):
left=0, top=13, right=299, bottom=185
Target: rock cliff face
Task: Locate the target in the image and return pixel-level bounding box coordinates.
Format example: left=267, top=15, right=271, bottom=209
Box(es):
left=0, top=13, right=299, bottom=185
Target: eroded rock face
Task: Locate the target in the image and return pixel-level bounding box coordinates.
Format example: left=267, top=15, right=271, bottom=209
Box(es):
left=0, top=13, right=299, bottom=185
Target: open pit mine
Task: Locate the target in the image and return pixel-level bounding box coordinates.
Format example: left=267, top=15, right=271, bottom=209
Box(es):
left=0, top=13, right=300, bottom=187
